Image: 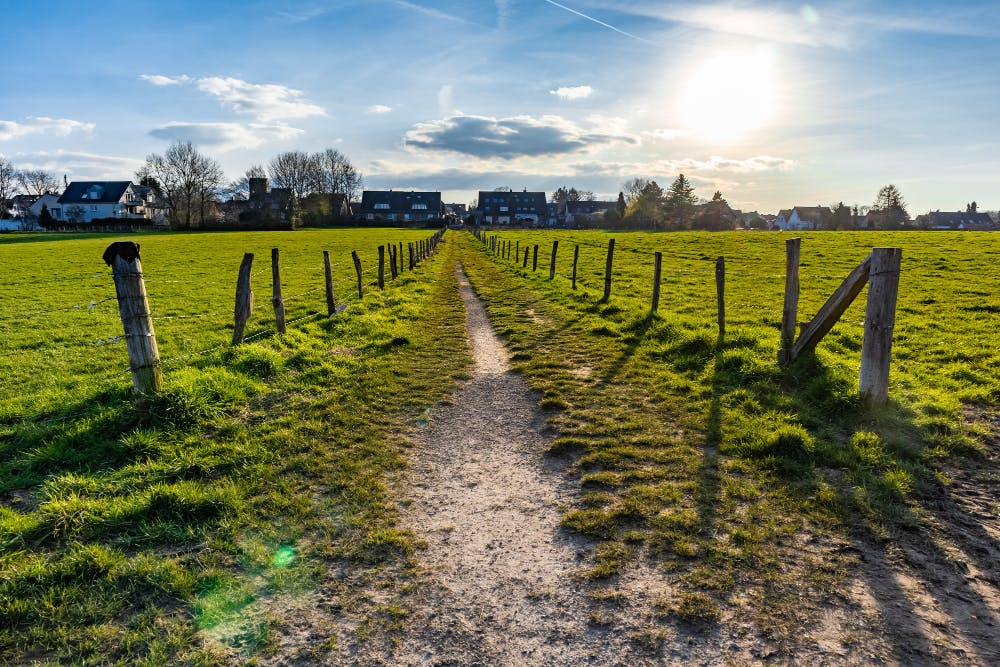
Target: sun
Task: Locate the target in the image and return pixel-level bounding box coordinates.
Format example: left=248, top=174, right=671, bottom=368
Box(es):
left=677, top=47, right=778, bottom=144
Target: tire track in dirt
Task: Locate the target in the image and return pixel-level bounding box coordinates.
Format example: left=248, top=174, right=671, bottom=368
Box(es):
left=379, top=262, right=649, bottom=665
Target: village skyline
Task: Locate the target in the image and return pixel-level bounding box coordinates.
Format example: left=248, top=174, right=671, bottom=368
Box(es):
left=2, top=1, right=999, bottom=214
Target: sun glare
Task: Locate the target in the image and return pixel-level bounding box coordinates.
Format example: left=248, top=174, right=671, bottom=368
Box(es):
left=677, top=48, right=778, bottom=143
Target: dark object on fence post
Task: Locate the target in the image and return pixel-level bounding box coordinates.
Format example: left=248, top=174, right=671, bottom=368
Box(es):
left=572, top=245, right=579, bottom=290
left=549, top=240, right=559, bottom=280
left=532, top=245, right=538, bottom=271
left=716, top=257, right=726, bottom=339
left=104, top=242, right=163, bottom=395
left=779, top=238, right=801, bottom=362
left=603, top=238, right=615, bottom=301
left=409, top=243, right=415, bottom=270
left=378, top=245, right=385, bottom=290
left=232, top=253, right=254, bottom=345
left=859, top=248, right=902, bottom=405
left=652, top=251, right=662, bottom=312
left=271, top=248, right=286, bottom=334
left=523, top=247, right=529, bottom=268
left=352, top=250, right=363, bottom=299
left=323, top=251, right=336, bottom=316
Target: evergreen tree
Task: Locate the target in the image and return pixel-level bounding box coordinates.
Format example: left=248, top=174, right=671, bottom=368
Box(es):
left=663, top=174, right=698, bottom=230
left=38, top=203, right=54, bottom=229
left=871, top=184, right=909, bottom=229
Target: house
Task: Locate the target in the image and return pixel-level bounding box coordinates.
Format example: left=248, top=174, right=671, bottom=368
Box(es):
left=357, top=190, right=443, bottom=224
left=27, top=193, right=62, bottom=226
left=915, top=211, right=998, bottom=231
left=774, top=206, right=831, bottom=231
left=8, top=194, right=40, bottom=220
left=563, top=200, right=615, bottom=227
left=221, top=177, right=293, bottom=226
left=56, top=182, right=151, bottom=223
left=478, top=190, right=547, bottom=225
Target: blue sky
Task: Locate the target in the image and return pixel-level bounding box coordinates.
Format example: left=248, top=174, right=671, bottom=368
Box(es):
left=2, top=0, right=998, bottom=213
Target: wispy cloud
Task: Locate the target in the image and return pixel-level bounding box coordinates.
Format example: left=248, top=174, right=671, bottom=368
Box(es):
left=550, top=85, right=594, bottom=100
left=404, top=113, right=637, bottom=159
left=541, top=0, right=649, bottom=42
left=367, top=104, right=393, bottom=114
left=575, top=154, right=797, bottom=177
left=14, top=150, right=143, bottom=179
left=643, top=128, right=689, bottom=141
left=0, top=117, right=95, bottom=142
left=391, top=0, right=472, bottom=24
left=148, top=122, right=303, bottom=151
left=141, top=74, right=326, bottom=121
left=139, top=74, right=191, bottom=86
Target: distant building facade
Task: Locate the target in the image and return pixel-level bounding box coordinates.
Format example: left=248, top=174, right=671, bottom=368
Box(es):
left=774, top=206, right=832, bottom=231
left=357, top=190, right=443, bottom=224
left=915, top=211, right=998, bottom=231
left=56, top=182, right=153, bottom=223
left=478, top=190, right=547, bottom=225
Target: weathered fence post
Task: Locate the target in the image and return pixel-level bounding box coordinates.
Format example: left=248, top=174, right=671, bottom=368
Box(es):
left=716, top=257, right=726, bottom=339
left=572, top=245, right=579, bottom=290
left=232, top=252, right=254, bottom=345
left=859, top=248, right=902, bottom=405
left=103, top=242, right=163, bottom=395
left=408, top=243, right=415, bottom=270
left=352, top=250, right=363, bottom=299
left=323, top=251, right=336, bottom=316
left=603, top=238, right=615, bottom=301
left=523, top=246, right=530, bottom=269
left=549, top=240, right=559, bottom=280
left=779, top=237, right=801, bottom=362
left=271, top=248, right=286, bottom=334
left=652, top=251, right=662, bottom=312
left=399, top=242, right=404, bottom=273
left=532, top=245, right=539, bottom=272
left=515, top=240, right=520, bottom=263
left=378, top=245, right=385, bottom=290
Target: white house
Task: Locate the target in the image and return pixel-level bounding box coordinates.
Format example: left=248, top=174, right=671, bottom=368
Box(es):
left=27, top=193, right=62, bottom=223
left=774, top=206, right=831, bottom=231
left=56, top=181, right=150, bottom=223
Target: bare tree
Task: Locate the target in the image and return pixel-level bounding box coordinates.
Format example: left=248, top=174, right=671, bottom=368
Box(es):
left=16, top=169, right=60, bottom=196
left=139, top=141, right=225, bottom=228
left=0, top=157, right=16, bottom=211
left=314, top=148, right=362, bottom=201
left=268, top=151, right=321, bottom=200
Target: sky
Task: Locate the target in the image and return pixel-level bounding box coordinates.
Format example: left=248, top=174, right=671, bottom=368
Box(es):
left=2, top=0, right=999, bottom=214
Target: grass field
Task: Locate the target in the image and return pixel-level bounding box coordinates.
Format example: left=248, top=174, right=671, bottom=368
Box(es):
left=0, top=229, right=468, bottom=664
left=457, top=229, right=999, bottom=632
left=1, top=227, right=997, bottom=662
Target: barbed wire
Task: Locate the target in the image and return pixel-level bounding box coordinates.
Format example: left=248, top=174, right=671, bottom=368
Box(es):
left=19, top=297, right=117, bottom=318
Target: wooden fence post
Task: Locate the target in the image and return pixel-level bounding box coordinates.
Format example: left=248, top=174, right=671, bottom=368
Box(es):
left=323, top=251, right=336, bottom=316
left=549, top=240, right=559, bottom=280
left=532, top=245, right=538, bottom=271
left=652, top=251, right=662, bottom=312
left=716, top=257, right=726, bottom=339
left=352, top=251, right=363, bottom=299
left=779, top=238, right=801, bottom=362
left=523, top=246, right=529, bottom=269
left=408, top=243, right=415, bottom=270
left=272, top=248, right=286, bottom=334
left=572, top=245, right=579, bottom=290
left=232, top=252, right=254, bottom=345
left=103, top=242, right=163, bottom=395
left=399, top=242, right=404, bottom=273
left=859, top=248, right=902, bottom=405
left=515, top=240, right=520, bottom=263
left=603, top=238, right=615, bottom=301
left=378, top=245, right=385, bottom=290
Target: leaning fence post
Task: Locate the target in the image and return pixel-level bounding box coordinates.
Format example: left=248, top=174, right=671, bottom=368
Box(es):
left=232, top=252, right=254, bottom=345
left=549, top=240, right=559, bottom=280
left=523, top=246, right=530, bottom=269
left=779, top=237, right=801, bottom=362
left=603, top=238, right=615, bottom=301
left=716, top=256, right=726, bottom=339
left=389, top=245, right=398, bottom=280
left=103, top=242, right=163, bottom=396
left=532, top=245, right=539, bottom=272
left=572, top=245, right=580, bottom=290
left=378, top=245, right=386, bottom=290
left=652, top=251, right=663, bottom=312
left=271, top=248, right=286, bottom=334
left=352, top=250, right=363, bottom=299
left=859, top=248, right=902, bottom=405
left=323, top=250, right=336, bottom=316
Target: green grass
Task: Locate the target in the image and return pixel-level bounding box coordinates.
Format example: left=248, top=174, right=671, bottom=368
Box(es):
left=0, top=229, right=468, bottom=663
left=458, top=229, right=998, bottom=634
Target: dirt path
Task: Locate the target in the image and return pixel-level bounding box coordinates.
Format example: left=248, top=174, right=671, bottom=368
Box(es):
left=377, top=262, right=649, bottom=665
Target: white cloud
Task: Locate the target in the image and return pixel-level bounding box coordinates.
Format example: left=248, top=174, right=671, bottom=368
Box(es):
left=550, top=85, right=594, bottom=100
left=140, top=74, right=326, bottom=121
left=643, top=128, right=689, bottom=141
left=139, top=74, right=191, bottom=86
left=148, top=122, right=303, bottom=151
left=368, top=105, right=393, bottom=114
left=15, top=150, right=143, bottom=180
left=571, top=154, right=797, bottom=178
left=0, top=117, right=95, bottom=142
left=437, top=84, right=454, bottom=114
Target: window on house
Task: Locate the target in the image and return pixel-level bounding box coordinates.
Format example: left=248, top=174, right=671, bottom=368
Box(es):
left=412, top=203, right=427, bottom=210
left=374, top=203, right=390, bottom=210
